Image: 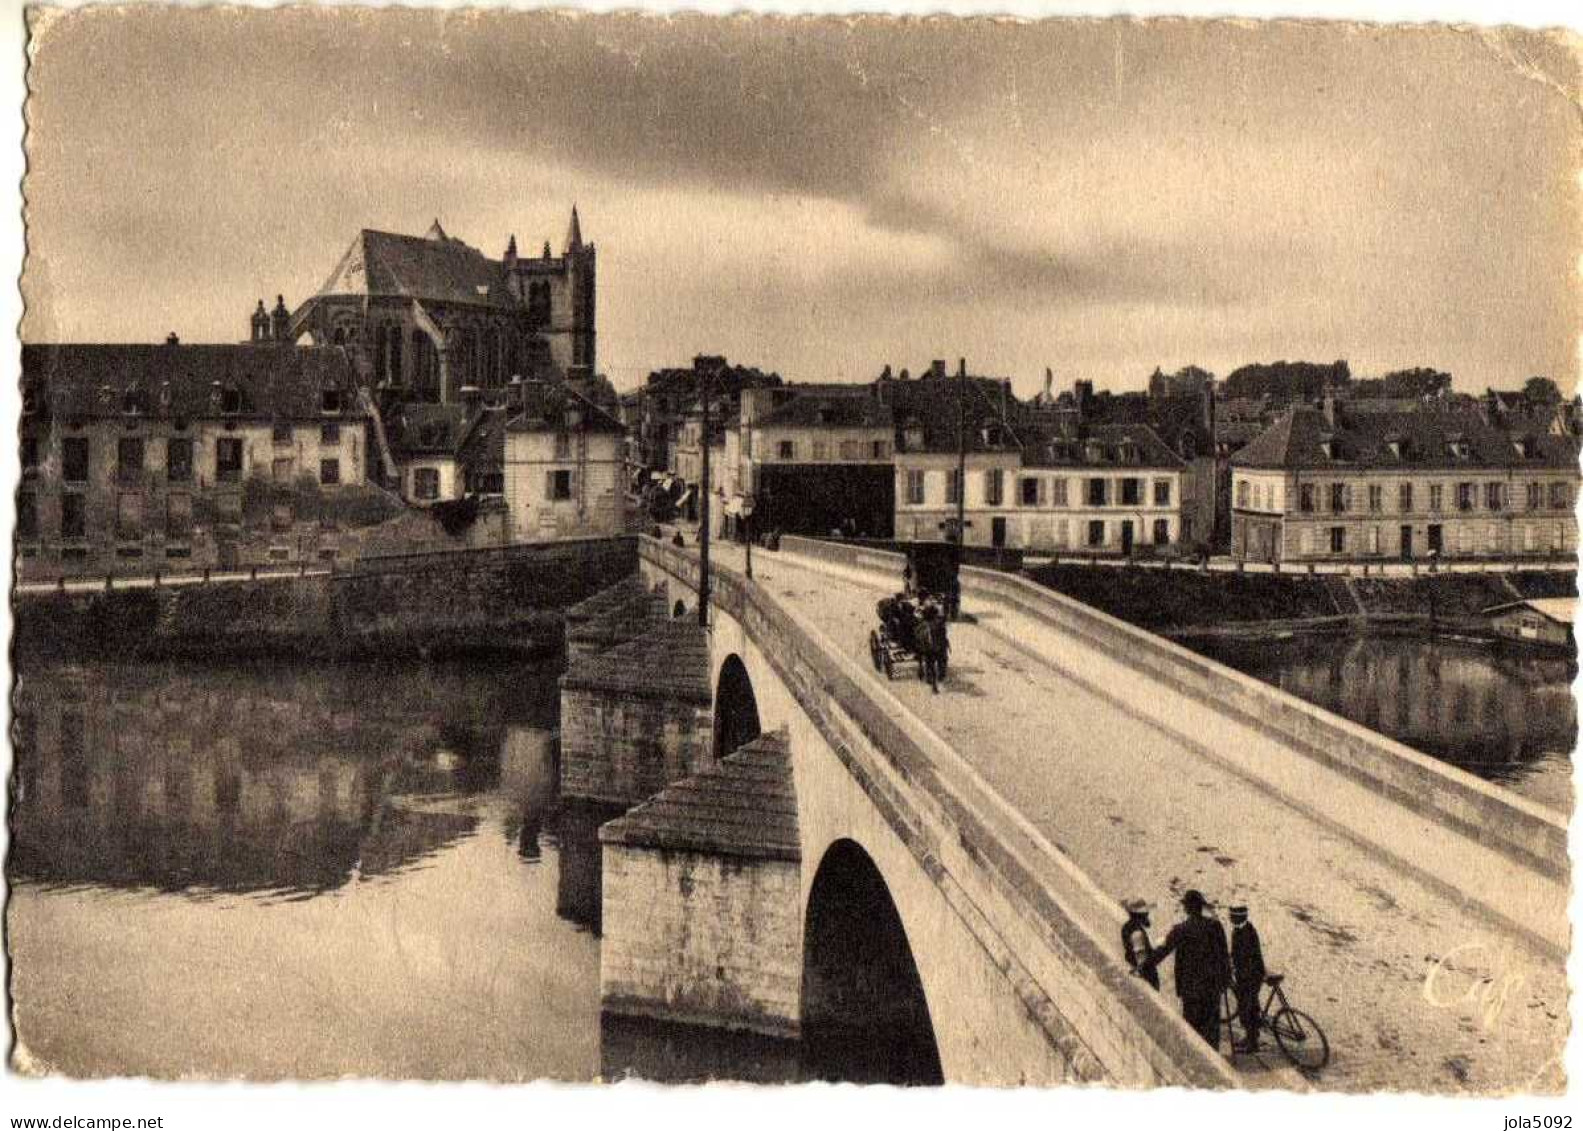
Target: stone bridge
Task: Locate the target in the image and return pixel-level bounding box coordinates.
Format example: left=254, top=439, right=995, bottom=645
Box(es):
left=560, top=535, right=1568, bottom=1091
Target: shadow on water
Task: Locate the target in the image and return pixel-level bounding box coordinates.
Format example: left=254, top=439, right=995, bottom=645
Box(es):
left=1190, top=633, right=1576, bottom=810
left=7, top=657, right=561, bottom=897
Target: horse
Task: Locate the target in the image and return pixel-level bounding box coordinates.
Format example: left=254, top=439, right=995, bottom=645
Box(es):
left=914, top=611, right=949, bottom=693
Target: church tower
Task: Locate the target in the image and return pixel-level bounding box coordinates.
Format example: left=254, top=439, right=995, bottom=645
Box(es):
left=564, top=205, right=596, bottom=376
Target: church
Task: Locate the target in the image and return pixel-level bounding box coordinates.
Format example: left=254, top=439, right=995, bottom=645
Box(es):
left=252, top=208, right=596, bottom=405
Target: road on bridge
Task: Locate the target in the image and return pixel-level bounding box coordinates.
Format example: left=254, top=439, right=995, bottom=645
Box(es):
left=696, top=538, right=1567, bottom=1094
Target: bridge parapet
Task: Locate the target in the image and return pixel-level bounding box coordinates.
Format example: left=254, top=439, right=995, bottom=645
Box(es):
left=640, top=535, right=1237, bottom=1088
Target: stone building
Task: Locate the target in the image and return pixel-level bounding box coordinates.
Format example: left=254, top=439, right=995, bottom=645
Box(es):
left=278, top=210, right=596, bottom=405
left=18, top=342, right=373, bottom=578
left=503, top=378, right=627, bottom=541
left=1229, top=401, right=1580, bottom=563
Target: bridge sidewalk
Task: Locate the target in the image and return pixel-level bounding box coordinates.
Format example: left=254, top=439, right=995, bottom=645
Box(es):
left=718, top=543, right=1568, bottom=1094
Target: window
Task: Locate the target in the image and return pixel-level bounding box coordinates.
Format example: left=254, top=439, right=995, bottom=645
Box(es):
left=321, top=422, right=341, bottom=445
left=216, top=437, right=243, bottom=483
left=1236, top=480, right=1250, bottom=508
left=322, top=389, right=344, bottom=414
left=1329, top=526, right=1345, bottom=554
left=1429, top=484, right=1443, bottom=512
left=1299, top=484, right=1315, bottom=513
left=1528, top=482, right=1543, bottom=510
left=221, top=387, right=243, bottom=415
left=273, top=422, right=293, bottom=445
left=1087, top=478, right=1108, bottom=507
left=1456, top=482, right=1474, bottom=512
left=272, top=457, right=294, bottom=483
left=777, top=440, right=795, bottom=460
left=871, top=440, right=889, bottom=460
left=984, top=469, right=1004, bottom=507
left=319, top=459, right=340, bottom=486
left=1486, top=524, right=1500, bottom=553
left=115, top=437, right=144, bottom=483
left=1050, top=478, right=1068, bottom=507
left=62, top=436, right=89, bottom=483
left=167, top=438, right=193, bottom=482
left=1485, top=482, right=1503, bottom=512
left=1300, top=527, right=1313, bottom=556
left=1400, top=483, right=1414, bottom=513
left=1087, top=520, right=1105, bottom=547
left=414, top=467, right=441, bottom=501
left=17, top=490, right=36, bottom=539
left=554, top=432, right=572, bottom=460
left=946, top=469, right=961, bottom=505
left=549, top=469, right=573, bottom=500
left=1368, top=526, right=1381, bottom=555
left=1329, top=483, right=1347, bottom=513
left=1020, top=477, right=1040, bottom=507
left=1549, top=482, right=1570, bottom=510
left=1524, top=525, right=1537, bottom=552
left=1153, top=518, right=1170, bottom=545
left=839, top=440, right=861, bottom=461
left=811, top=441, right=828, bottom=461
left=1153, top=479, right=1171, bottom=507
left=116, top=493, right=142, bottom=541
left=1120, top=478, right=1142, bottom=506
left=61, top=493, right=86, bottom=539
left=1367, top=484, right=1382, bottom=513
left=906, top=469, right=925, bottom=505
left=166, top=493, right=192, bottom=540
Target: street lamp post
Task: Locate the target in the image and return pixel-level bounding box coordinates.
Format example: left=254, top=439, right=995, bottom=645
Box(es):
left=698, top=377, right=712, bottom=629
left=744, top=497, right=755, bottom=580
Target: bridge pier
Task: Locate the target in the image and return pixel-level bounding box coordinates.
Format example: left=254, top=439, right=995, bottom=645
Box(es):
left=599, top=731, right=802, bottom=1039
left=558, top=618, right=713, bottom=807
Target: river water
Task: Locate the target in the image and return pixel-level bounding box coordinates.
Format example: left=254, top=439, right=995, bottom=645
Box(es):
left=1189, top=633, right=1576, bottom=814
left=7, top=657, right=797, bottom=1082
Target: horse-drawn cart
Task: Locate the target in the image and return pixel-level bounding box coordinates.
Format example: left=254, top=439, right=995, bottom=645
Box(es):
left=869, top=595, right=950, bottom=688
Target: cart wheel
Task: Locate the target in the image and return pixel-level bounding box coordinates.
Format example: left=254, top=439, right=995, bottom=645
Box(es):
left=868, top=631, right=882, bottom=672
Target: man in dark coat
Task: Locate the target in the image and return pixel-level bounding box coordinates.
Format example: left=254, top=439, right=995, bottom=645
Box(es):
left=1152, top=889, right=1232, bottom=1050
left=1229, top=904, right=1268, bottom=1052
left=1121, top=899, right=1159, bottom=990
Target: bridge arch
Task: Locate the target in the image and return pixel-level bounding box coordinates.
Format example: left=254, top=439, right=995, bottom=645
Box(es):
left=800, top=838, right=944, bottom=1085
left=713, top=654, right=761, bottom=759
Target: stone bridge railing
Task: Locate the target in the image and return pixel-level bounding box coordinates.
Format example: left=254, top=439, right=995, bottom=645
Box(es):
left=640, top=535, right=1238, bottom=1088
left=781, top=535, right=1567, bottom=884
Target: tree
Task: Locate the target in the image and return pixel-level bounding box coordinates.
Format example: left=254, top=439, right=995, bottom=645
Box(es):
left=1523, top=376, right=1562, bottom=405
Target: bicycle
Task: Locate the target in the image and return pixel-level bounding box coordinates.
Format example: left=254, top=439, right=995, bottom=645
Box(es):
left=1221, top=974, right=1330, bottom=1074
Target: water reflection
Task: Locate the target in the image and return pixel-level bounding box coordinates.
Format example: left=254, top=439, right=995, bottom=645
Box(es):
left=1192, top=633, right=1576, bottom=811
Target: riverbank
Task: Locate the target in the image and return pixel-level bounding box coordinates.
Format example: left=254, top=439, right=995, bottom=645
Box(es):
left=1024, top=561, right=1576, bottom=644
left=12, top=536, right=637, bottom=661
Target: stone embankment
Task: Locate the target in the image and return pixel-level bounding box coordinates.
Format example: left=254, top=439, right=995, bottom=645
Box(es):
left=12, top=536, right=638, bottom=661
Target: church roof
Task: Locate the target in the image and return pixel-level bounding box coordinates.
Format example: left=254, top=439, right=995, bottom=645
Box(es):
left=316, top=228, right=521, bottom=309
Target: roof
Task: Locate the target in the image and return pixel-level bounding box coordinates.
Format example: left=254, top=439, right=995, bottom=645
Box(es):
left=387, top=402, right=477, bottom=457
left=755, top=392, right=892, bottom=430
left=1019, top=423, right=1187, bottom=470
left=599, top=730, right=799, bottom=861
left=882, top=375, right=1022, bottom=455
left=559, top=618, right=711, bottom=703
left=1483, top=598, right=1576, bottom=626
left=316, top=228, right=527, bottom=309
left=505, top=379, right=625, bottom=435
left=1231, top=405, right=1581, bottom=471
left=21, top=343, right=361, bottom=422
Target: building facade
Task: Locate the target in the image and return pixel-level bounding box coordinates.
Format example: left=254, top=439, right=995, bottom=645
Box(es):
left=18, top=343, right=371, bottom=578
left=1230, top=404, right=1580, bottom=562
left=503, top=379, right=627, bottom=541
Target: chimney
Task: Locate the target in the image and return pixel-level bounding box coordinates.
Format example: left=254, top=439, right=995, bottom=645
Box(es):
left=929, top=359, right=946, bottom=380
left=1044, top=367, right=1053, bottom=399
left=165, top=332, right=180, bottom=346
left=958, top=358, right=967, bottom=379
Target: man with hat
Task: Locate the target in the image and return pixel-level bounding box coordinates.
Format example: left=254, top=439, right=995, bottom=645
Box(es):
left=1121, top=899, right=1159, bottom=990
left=1151, top=889, right=1232, bottom=1050
left=1229, top=904, right=1268, bottom=1052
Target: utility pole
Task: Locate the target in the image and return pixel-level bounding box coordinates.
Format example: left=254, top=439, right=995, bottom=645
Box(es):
left=698, top=371, right=712, bottom=628
left=956, top=357, right=967, bottom=545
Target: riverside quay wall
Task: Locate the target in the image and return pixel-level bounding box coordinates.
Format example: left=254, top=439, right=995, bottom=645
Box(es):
left=12, top=536, right=638, bottom=660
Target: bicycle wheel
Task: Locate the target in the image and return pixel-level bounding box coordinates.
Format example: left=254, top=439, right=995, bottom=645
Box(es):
left=1270, top=1007, right=1330, bottom=1073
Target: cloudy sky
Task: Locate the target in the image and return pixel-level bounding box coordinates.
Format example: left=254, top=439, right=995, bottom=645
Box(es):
left=22, top=7, right=1580, bottom=395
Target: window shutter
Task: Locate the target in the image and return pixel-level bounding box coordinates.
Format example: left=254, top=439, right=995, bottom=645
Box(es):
left=569, top=468, right=580, bottom=504
left=545, top=470, right=556, bottom=499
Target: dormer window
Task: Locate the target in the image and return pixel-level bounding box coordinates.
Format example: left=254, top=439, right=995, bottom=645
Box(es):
left=902, top=419, right=924, bottom=451
left=1514, top=437, right=1532, bottom=459
left=1319, top=439, right=1336, bottom=460
left=121, top=391, right=142, bottom=417
left=321, top=389, right=344, bottom=414
left=981, top=425, right=1003, bottom=447
left=22, top=384, right=40, bottom=416
left=221, top=387, right=243, bottom=415
left=1384, top=438, right=1402, bottom=459
left=1447, top=438, right=1471, bottom=460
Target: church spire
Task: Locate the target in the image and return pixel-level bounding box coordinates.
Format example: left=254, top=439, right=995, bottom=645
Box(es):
left=565, top=205, right=583, bottom=253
